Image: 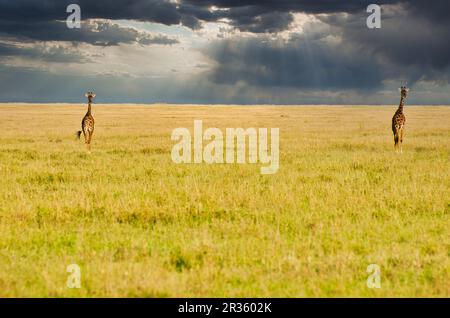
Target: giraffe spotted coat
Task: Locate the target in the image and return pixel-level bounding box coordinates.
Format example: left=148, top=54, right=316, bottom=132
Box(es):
left=80, top=92, right=95, bottom=152
left=392, top=86, right=408, bottom=152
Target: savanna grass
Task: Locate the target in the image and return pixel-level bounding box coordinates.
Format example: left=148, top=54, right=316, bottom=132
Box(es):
left=0, top=104, right=448, bottom=297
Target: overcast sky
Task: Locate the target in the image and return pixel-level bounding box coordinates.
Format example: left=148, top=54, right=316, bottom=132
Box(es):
left=0, top=0, right=449, bottom=104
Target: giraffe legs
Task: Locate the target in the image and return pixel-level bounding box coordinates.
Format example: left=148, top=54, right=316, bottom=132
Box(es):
left=394, top=131, right=399, bottom=153
left=393, top=127, right=404, bottom=153
left=399, top=128, right=404, bottom=154
left=84, top=132, right=93, bottom=154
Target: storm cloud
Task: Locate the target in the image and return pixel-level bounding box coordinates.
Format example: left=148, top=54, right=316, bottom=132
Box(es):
left=0, top=0, right=449, bottom=103
left=1, top=1, right=448, bottom=38
left=203, top=4, right=450, bottom=92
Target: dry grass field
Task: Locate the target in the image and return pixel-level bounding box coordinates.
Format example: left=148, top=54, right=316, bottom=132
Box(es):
left=0, top=104, right=449, bottom=297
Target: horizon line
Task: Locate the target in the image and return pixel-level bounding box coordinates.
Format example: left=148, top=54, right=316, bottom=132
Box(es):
left=0, top=102, right=449, bottom=107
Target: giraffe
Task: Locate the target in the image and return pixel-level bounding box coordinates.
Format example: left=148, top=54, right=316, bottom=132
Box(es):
left=392, top=86, right=409, bottom=153
left=76, top=92, right=96, bottom=153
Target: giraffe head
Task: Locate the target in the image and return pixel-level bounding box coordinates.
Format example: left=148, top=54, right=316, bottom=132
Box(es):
left=399, top=86, right=409, bottom=98
left=85, top=91, right=96, bottom=103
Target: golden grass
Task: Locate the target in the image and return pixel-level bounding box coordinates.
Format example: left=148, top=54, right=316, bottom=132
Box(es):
left=0, top=104, right=449, bottom=297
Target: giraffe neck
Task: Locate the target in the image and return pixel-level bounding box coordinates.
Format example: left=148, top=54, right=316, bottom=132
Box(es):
left=398, top=96, right=406, bottom=112
left=87, top=102, right=92, bottom=115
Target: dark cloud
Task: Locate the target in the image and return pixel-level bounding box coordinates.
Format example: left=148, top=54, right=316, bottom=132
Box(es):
left=184, top=0, right=393, bottom=13
left=0, top=0, right=192, bottom=35
left=3, top=1, right=449, bottom=35
left=218, top=8, right=294, bottom=33
left=0, top=0, right=450, bottom=32
left=0, top=19, right=178, bottom=47
left=182, top=0, right=391, bottom=32
left=405, top=0, right=450, bottom=26
left=0, top=1, right=450, bottom=103
left=0, top=0, right=180, bottom=24
left=201, top=2, right=450, bottom=93
left=203, top=32, right=385, bottom=90
left=319, top=6, right=450, bottom=79
left=1, top=1, right=449, bottom=39
left=0, top=1, right=208, bottom=29
left=0, top=1, right=180, bottom=47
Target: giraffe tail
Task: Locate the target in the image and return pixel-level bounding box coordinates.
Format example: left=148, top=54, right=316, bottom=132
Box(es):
left=76, top=131, right=82, bottom=140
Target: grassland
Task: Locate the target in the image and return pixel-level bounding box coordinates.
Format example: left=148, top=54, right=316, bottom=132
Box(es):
left=0, top=104, right=448, bottom=297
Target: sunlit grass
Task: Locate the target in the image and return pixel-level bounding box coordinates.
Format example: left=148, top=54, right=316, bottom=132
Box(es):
left=0, top=104, right=449, bottom=297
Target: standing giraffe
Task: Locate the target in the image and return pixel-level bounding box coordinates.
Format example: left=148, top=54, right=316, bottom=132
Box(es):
left=76, top=92, right=96, bottom=153
left=392, top=86, right=409, bottom=153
